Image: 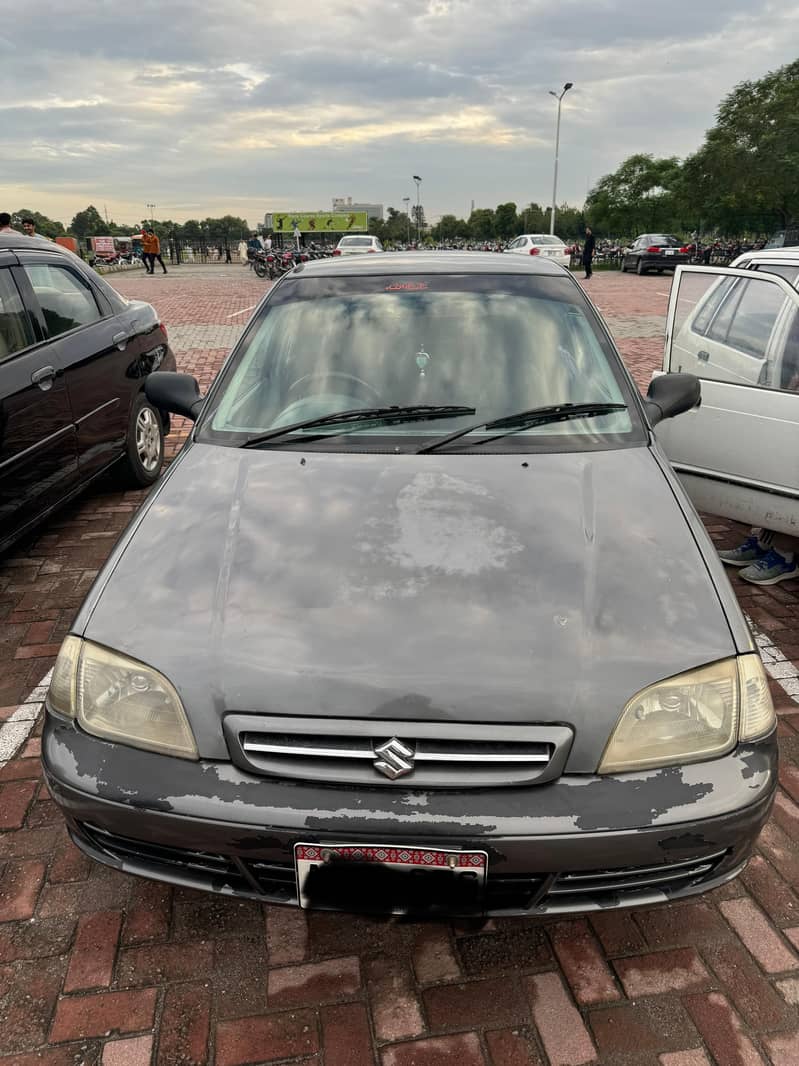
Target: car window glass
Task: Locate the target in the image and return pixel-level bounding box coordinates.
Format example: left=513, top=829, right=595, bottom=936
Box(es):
left=23, top=264, right=102, bottom=337
left=692, top=277, right=736, bottom=336
left=722, top=278, right=786, bottom=358
left=0, top=268, right=35, bottom=360
left=203, top=275, right=637, bottom=448
left=705, top=281, right=742, bottom=345
left=779, top=310, right=799, bottom=390
left=752, top=262, right=799, bottom=288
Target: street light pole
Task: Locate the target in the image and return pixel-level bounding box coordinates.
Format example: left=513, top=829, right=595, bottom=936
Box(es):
left=146, top=203, right=155, bottom=230
left=402, top=197, right=411, bottom=243
left=413, top=175, right=422, bottom=245
left=548, top=83, right=573, bottom=235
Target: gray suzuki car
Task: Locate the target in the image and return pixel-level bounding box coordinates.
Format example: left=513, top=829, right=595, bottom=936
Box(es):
left=43, top=253, right=777, bottom=917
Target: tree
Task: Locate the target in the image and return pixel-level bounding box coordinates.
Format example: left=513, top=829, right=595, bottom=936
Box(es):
left=433, top=214, right=460, bottom=240
left=585, top=154, right=683, bottom=236
left=411, top=204, right=426, bottom=232
left=468, top=208, right=496, bottom=240
left=69, top=205, right=107, bottom=237
left=11, top=210, right=66, bottom=238
left=519, top=202, right=546, bottom=233
left=553, top=204, right=584, bottom=238
left=494, top=202, right=518, bottom=239
left=679, top=59, right=799, bottom=231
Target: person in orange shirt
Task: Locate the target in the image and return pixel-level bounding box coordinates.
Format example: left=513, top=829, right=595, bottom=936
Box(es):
left=144, top=228, right=167, bottom=274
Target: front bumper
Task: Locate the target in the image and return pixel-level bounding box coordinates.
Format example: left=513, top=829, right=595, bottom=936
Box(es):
left=42, top=713, right=777, bottom=917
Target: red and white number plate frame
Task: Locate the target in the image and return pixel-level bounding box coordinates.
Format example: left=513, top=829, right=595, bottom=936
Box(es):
left=294, top=843, right=488, bottom=909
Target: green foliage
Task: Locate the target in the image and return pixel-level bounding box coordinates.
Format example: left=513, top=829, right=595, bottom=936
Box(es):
left=586, top=59, right=799, bottom=237
left=468, top=208, right=496, bottom=240
left=69, top=205, right=107, bottom=237
left=10, top=210, right=66, bottom=238
left=494, top=202, right=518, bottom=239
left=585, top=154, right=682, bottom=236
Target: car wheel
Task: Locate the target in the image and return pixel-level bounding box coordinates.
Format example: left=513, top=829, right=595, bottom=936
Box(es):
left=636, top=259, right=646, bottom=275
left=117, top=394, right=164, bottom=487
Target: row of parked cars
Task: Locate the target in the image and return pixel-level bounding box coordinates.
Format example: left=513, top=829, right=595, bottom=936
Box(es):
left=2, top=230, right=796, bottom=919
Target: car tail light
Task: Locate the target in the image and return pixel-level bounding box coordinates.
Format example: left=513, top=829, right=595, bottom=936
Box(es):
left=529, top=247, right=540, bottom=255
left=647, top=246, right=661, bottom=253
left=332, top=248, right=341, bottom=256
left=679, top=246, right=690, bottom=253
left=158, top=322, right=168, bottom=341
left=367, top=248, right=376, bottom=253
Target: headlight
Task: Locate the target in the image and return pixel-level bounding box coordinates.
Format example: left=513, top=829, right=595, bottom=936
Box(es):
left=598, top=654, right=774, bottom=774
left=47, top=637, right=198, bottom=760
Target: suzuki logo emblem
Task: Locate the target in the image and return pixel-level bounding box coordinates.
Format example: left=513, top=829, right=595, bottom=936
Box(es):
left=373, top=737, right=415, bottom=780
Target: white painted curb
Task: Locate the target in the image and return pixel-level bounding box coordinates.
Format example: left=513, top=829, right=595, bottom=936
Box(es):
left=0, top=671, right=52, bottom=768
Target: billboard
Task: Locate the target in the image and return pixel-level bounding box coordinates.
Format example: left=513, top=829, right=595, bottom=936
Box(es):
left=266, top=211, right=369, bottom=234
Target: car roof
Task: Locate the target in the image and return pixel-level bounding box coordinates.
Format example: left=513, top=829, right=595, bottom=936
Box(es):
left=733, top=248, right=799, bottom=263
left=291, top=251, right=566, bottom=277
left=0, top=233, right=72, bottom=254
left=517, top=234, right=565, bottom=242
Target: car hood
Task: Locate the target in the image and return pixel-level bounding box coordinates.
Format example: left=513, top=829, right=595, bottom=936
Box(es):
left=81, top=443, right=736, bottom=770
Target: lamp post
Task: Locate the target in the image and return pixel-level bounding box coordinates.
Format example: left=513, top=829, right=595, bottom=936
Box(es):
left=547, top=83, right=573, bottom=235
left=402, top=197, right=411, bottom=243
left=146, top=202, right=155, bottom=230
left=413, top=175, right=422, bottom=245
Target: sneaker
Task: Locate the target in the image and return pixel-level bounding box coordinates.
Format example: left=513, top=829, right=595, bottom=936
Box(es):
left=718, top=535, right=767, bottom=567
left=740, top=548, right=798, bottom=586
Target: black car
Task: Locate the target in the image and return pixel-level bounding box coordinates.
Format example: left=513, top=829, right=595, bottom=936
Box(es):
left=0, top=234, right=176, bottom=554
left=43, top=253, right=777, bottom=918
left=621, top=234, right=692, bottom=275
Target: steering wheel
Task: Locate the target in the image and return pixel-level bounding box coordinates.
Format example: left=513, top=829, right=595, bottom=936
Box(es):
left=287, top=371, right=383, bottom=405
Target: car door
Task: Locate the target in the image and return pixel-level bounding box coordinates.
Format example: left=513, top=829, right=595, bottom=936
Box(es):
left=655, top=265, right=799, bottom=536
left=19, top=253, right=137, bottom=480
left=0, top=258, right=78, bottom=550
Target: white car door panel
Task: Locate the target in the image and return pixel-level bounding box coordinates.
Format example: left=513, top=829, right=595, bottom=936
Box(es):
left=656, top=266, right=799, bottom=536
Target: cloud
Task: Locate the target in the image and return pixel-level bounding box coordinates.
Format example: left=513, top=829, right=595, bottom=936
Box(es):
left=1, top=0, right=797, bottom=227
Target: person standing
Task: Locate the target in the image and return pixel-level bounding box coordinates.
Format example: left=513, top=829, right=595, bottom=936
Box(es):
left=141, top=230, right=154, bottom=273
left=582, top=227, right=596, bottom=279
left=0, top=212, right=15, bottom=233
left=147, top=228, right=167, bottom=274
left=21, top=218, right=39, bottom=237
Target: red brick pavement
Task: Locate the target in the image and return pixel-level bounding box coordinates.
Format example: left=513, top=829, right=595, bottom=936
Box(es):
left=1, top=267, right=798, bottom=1065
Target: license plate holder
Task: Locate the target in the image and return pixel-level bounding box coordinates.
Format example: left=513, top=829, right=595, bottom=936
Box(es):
left=295, top=843, right=488, bottom=914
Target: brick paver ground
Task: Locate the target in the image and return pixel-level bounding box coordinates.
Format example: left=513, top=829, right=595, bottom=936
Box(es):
left=1, top=265, right=798, bottom=1065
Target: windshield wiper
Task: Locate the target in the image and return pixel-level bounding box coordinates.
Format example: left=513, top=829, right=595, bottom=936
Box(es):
left=241, top=404, right=476, bottom=448
left=417, top=402, right=627, bottom=454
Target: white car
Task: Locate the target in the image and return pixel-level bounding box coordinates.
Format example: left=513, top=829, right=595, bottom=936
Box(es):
left=333, top=235, right=384, bottom=256
left=506, top=234, right=571, bottom=268
left=655, top=249, right=799, bottom=537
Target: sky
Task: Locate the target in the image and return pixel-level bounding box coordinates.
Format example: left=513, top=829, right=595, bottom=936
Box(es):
left=2, top=1, right=798, bottom=229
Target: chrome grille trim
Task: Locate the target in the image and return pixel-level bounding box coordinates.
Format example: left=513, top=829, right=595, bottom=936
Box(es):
left=224, top=715, right=574, bottom=788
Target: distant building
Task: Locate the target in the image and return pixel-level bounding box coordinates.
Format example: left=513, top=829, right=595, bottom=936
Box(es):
left=332, top=197, right=383, bottom=221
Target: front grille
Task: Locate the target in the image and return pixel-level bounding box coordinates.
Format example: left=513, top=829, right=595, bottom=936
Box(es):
left=75, top=823, right=729, bottom=914
left=79, top=823, right=297, bottom=902
left=223, top=715, right=573, bottom=788
left=486, top=851, right=729, bottom=912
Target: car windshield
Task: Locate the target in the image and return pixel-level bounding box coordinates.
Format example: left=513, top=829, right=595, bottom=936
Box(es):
left=529, top=235, right=565, bottom=246
left=199, top=273, right=641, bottom=452
left=650, top=235, right=680, bottom=246
left=340, top=237, right=372, bottom=247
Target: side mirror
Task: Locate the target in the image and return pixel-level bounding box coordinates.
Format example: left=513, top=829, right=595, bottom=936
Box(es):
left=645, top=373, right=701, bottom=426
left=145, top=372, right=204, bottom=422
